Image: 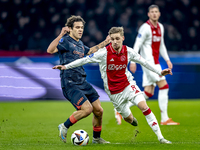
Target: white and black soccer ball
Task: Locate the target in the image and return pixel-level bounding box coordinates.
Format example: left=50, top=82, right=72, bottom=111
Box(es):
left=71, top=129, right=89, bottom=146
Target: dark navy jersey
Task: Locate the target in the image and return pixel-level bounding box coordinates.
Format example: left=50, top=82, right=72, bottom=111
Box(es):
left=57, top=34, right=90, bottom=87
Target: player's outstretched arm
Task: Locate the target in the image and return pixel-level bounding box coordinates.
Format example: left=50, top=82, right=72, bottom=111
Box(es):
left=161, top=68, right=172, bottom=76
left=52, top=65, right=67, bottom=70
left=166, top=60, right=173, bottom=69
left=87, top=35, right=110, bottom=55
left=53, top=56, right=93, bottom=71
left=129, top=62, right=137, bottom=73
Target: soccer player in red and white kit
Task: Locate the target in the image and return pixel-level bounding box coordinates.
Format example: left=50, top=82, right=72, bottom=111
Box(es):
left=53, top=27, right=172, bottom=144
left=116, top=5, right=179, bottom=126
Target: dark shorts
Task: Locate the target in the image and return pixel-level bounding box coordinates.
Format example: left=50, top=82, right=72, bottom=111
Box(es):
left=62, top=81, right=99, bottom=110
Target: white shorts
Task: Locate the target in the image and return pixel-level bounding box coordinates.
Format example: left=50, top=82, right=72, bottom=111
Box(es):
left=142, top=64, right=165, bottom=87
left=107, top=81, right=146, bottom=118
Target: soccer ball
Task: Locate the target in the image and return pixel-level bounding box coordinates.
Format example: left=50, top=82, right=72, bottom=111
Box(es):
left=71, top=129, right=89, bottom=146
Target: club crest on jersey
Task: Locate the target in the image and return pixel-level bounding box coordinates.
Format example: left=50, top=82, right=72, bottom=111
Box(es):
left=120, top=55, right=126, bottom=61
left=89, top=53, right=94, bottom=58
left=137, top=33, right=142, bottom=38
left=59, top=38, right=63, bottom=43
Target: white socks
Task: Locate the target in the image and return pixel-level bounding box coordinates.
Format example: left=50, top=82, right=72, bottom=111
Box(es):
left=158, top=89, right=169, bottom=122
left=144, top=111, right=164, bottom=140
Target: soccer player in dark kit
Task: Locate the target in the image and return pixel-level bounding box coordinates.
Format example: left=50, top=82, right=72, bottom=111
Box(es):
left=47, top=15, right=110, bottom=144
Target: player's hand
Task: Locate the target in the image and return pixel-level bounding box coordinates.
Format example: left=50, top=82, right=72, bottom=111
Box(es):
left=161, top=68, right=172, bottom=76
left=166, top=60, right=173, bottom=69
left=105, top=35, right=111, bottom=44
left=60, top=27, right=70, bottom=36
left=52, top=65, right=67, bottom=70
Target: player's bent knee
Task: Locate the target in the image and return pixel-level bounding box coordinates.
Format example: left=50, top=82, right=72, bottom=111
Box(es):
left=159, top=84, right=169, bottom=90
left=139, top=104, right=149, bottom=112
left=137, top=101, right=149, bottom=112
left=144, top=91, right=154, bottom=98
left=142, top=106, right=149, bottom=112
left=93, top=107, right=103, bottom=117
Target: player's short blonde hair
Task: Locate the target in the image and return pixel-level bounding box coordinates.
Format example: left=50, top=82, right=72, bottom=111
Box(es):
left=108, top=27, right=124, bottom=36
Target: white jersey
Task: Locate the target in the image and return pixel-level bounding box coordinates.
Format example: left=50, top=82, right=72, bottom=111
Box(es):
left=133, top=20, right=169, bottom=64
left=64, top=44, right=162, bottom=95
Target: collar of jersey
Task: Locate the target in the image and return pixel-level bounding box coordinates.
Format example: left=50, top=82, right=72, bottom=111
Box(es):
left=108, top=43, right=125, bottom=55
left=65, top=34, right=81, bottom=45
left=147, top=20, right=158, bottom=29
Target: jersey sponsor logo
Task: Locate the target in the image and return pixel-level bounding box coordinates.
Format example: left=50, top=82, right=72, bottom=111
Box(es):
left=59, top=38, right=63, bottom=43
left=108, top=64, right=126, bottom=70
left=137, top=33, right=142, bottom=38
left=152, top=35, right=161, bottom=42
left=153, top=31, right=156, bottom=34
left=110, top=58, right=114, bottom=61
left=89, top=53, right=94, bottom=58
left=73, top=50, right=84, bottom=58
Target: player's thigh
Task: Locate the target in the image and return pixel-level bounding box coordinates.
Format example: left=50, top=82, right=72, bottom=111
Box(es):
left=109, top=91, right=131, bottom=119
left=136, top=97, right=149, bottom=112
left=131, top=92, right=147, bottom=108
left=114, top=82, right=142, bottom=118
left=126, top=81, right=144, bottom=105
left=116, top=102, right=131, bottom=119
left=144, top=85, right=155, bottom=94
left=157, top=79, right=168, bottom=88
left=62, top=86, right=89, bottom=110
left=81, top=100, right=93, bottom=112
left=82, top=81, right=100, bottom=104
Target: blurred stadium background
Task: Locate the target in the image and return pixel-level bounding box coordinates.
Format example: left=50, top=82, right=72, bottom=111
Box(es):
left=0, top=0, right=200, bottom=101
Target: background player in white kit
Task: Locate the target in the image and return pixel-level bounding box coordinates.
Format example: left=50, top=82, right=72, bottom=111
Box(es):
left=115, top=4, right=180, bottom=126
left=53, top=27, right=172, bottom=144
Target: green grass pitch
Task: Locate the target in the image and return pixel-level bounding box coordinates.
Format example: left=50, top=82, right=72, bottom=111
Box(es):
left=1, top=100, right=200, bottom=150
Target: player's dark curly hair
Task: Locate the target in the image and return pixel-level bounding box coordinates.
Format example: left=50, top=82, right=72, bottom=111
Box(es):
left=65, top=15, right=86, bottom=29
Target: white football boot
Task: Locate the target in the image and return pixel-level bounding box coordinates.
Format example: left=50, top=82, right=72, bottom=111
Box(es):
left=92, top=137, right=110, bottom=144
left=58, top=123, right=68, bottom=143
left=160, top=138, right=172, bottom=144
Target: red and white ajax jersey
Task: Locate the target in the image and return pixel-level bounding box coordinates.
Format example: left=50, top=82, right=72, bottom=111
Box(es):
left=133, top=20, right=169, bottom=64
left=64, top=44, right=162, bottom=95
